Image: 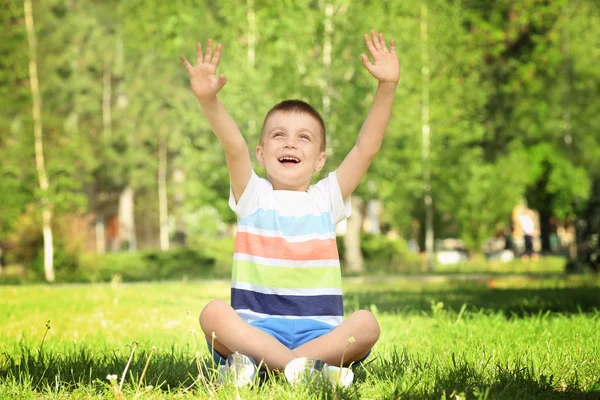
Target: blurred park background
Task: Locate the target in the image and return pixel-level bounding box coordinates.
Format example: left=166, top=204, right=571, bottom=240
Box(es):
left=1, top=0, right=599, bottom=284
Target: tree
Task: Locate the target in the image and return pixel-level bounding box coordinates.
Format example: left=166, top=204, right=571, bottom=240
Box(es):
left=462, top=0, right=597, bottom=249
left=0, top=0, right=36, bottom=263
left=24, top=0, right=54, bottom=282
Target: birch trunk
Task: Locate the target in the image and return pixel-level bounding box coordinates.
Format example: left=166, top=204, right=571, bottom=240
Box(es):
left=95, top=213, right=106, bottom=254
left=344, top=196, right=365, bottom=273
left=118, top=186, right=136, bottom=251
left=115, top=36, right=137, bottom=251
left=158, top=131, right=169, bottom=251
left=323, top=2, right=363, bottom=272
left=247, top=0, right=257, bottom=137
left=95, top=52, right=113, bottom=254
left=103, top=53, right=112, bottom=139
left=172, top=165, right=186, bottom=245
left=25, top=0, right=54, bottom=282
left=322, top=2, right=333, bottom=119
left=247, top=0, right=256, bottom=69
left=421, top=3, right=434, bottom=272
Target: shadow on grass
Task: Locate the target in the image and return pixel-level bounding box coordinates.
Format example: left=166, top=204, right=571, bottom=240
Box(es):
left=0, top=347, right=600, bottom=400
left=0, top=345, right=356, bottom=399
left=0, top=345, right=200, bottom=393
left=3, top=346, right=599, bottom=399
left=361, top=348, right=600, bottom=400
left=344, top=281, right=600, bottom=317
left=0, top=344, right=360, bottom=400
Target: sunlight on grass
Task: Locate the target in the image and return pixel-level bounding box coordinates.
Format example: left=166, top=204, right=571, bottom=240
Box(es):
left=1, top=275, right=599, bottom=398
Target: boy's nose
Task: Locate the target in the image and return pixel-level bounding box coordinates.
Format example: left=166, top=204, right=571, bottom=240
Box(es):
left=283, top=139, right=297, bottom=149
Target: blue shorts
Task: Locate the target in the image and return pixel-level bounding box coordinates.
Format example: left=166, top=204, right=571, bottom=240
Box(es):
left=206, top=317, right=370, bottom=367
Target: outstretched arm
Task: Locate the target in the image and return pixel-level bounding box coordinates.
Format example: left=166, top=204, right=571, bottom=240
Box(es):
left=336, top=30, right=400, bottom=201
left=181, top=39, right=252, bottom=202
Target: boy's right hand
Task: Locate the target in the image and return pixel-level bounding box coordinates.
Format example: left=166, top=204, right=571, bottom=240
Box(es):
left=181, top=39, right=227, bottom=103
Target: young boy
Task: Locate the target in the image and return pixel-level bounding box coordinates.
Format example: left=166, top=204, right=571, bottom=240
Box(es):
left=181, top=30, right=399, bottom=384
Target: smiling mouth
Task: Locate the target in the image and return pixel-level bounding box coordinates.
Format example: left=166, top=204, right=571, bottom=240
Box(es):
left=278, top=156, right=301, bottom=164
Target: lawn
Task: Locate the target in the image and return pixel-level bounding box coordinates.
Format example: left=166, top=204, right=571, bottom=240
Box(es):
left=1, top=274, right=599, bottom=399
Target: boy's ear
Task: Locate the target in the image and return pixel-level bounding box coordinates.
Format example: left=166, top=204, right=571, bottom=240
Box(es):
left=256, top=146, right=265, bottom=167
left=314, top=151, right=327, bottom=172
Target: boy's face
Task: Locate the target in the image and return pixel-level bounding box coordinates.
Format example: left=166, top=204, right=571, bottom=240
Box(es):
left=256, top=111, right=327, bottom=191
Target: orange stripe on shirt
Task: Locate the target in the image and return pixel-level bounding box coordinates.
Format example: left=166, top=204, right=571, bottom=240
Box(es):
left=234, top=232, right=339, bottom=261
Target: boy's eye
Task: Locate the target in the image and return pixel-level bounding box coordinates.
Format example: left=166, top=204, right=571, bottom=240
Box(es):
left=300, top=134, right=310, bottom=140
left=273, top=132, right=284, bottom=137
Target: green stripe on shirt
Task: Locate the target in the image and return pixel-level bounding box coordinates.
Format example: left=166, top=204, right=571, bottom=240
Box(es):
left=232, top=260, right=342, bottom=289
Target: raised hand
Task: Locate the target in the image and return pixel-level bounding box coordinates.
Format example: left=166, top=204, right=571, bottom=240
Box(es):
left=181, top=39, right=227, bottom=102
left=361, top=30, right=400, bottom=85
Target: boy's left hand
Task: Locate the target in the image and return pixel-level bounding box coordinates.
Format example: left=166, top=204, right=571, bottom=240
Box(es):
left=361, top=30, right=400, bottom=85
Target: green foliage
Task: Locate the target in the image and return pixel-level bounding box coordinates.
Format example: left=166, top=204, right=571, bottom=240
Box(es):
left=0, top=1, right=35, bottom=240
left=337, top=233, right=421, bottom=274
left=32, top=240, right=81, bottom=281
left=1, top=0, right=599, bottom=266
left=526, top=143, right=590, bottom=218
left=462, top=0, right=599, bottom=226
left=78, top=247, right=223, bottom=283
left=451, top=149, right=530, bottom=248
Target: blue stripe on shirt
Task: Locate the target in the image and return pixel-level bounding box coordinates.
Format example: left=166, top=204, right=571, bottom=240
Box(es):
left=237, top=209, right=334, bottom=236
left=231, top=288, right=343, bottom=317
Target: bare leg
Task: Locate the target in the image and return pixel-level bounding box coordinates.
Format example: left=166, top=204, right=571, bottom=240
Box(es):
left=199, top=300, right=296, bottom=370
left=293, top=310, right=380, bottom=366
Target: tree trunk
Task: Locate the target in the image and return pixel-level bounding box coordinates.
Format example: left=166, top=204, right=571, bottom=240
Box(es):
left=172, top=164, right=186, bottom=246
left=421, top=3, right=434, bottom=272
left=118, top=185, right=136, bottom=251
left=322, top=1, right=333, bottom=119
left=114, top=36, right=137, bottom=252
left=561, top=4, right=573, bottom=147
left=95, top=52, right=114, bottom=254
left=103, top=52, right=112, bottom=139
left=25, top=0, right=54, bottom=282
left=247, top=0, right=256, bottom=69
left=247, top=0, right=257, bottom=137
left=158, top=132, right=170, bottom=251
left=344, top=196, right=365, bottom=274
left=95, top=213, right=106, bottom=254
left=539, top=208, right=551, bottom=253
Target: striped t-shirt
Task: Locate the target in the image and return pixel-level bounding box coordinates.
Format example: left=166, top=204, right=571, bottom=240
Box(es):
left=228, top=170, right=351, bottom=327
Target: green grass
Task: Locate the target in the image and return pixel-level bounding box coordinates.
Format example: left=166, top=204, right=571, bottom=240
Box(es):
left=1, top=274, right=600, bottom=399
left=393, top=255, right=568, bottom=276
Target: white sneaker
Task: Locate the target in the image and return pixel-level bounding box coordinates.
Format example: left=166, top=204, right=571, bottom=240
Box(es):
left=219, top=352, right=257, bottom=387
left=325, top=365, right=354, bottom=387
left=284, top=357, right=328, bottom=385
